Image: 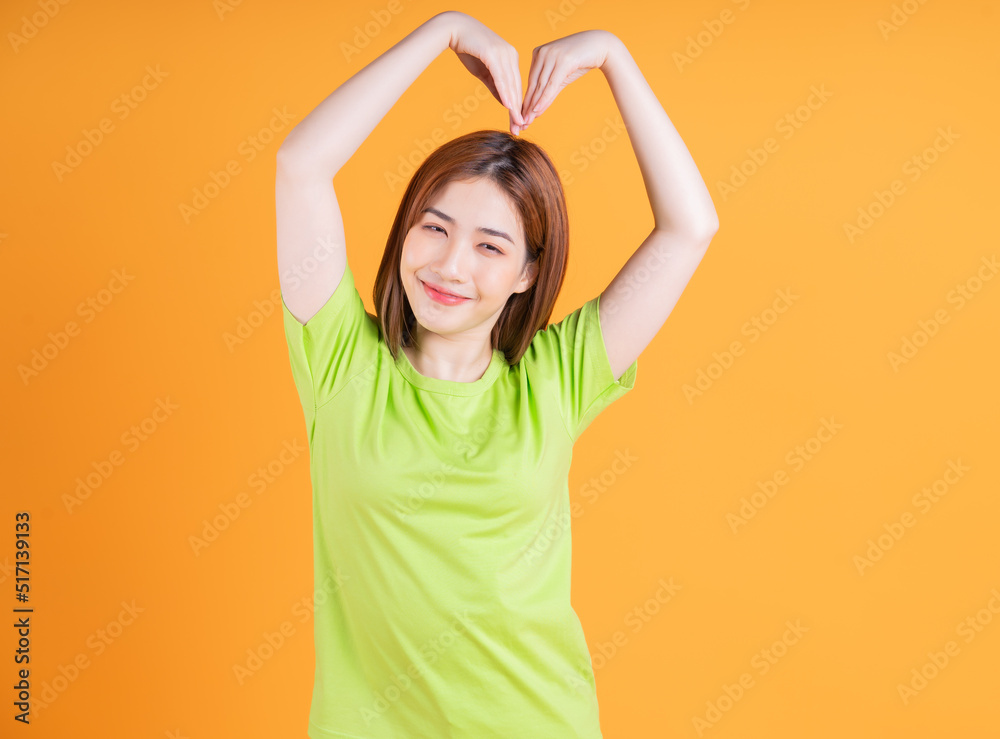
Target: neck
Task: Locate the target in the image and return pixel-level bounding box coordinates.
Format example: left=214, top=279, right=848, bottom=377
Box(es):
left=404, top=327, right=495, bottom=383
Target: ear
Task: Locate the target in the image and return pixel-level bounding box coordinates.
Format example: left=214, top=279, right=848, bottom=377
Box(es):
left=516, top=258, right=539, bottom=293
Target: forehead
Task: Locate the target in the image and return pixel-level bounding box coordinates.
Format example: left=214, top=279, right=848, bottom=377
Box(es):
left=424, top=178, right=520, bottom=230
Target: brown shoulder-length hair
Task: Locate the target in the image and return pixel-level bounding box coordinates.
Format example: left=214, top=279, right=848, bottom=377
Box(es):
left=372, top=129, right=569, bottom=367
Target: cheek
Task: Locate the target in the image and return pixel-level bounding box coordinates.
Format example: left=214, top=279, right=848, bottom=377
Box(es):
left=400, top=239, right=422, bottom=272
left=406, top=231, right=439, bottom=258
left=476, top=264, right=518, bottom=296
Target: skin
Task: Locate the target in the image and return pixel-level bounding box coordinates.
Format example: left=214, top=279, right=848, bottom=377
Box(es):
left=399, top=176, right=537, bottom=382
left=278, top=12, right=717, bottom=383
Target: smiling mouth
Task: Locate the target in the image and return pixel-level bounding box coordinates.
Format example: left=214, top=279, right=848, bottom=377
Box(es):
left=421, top=280, right=470, bottom=302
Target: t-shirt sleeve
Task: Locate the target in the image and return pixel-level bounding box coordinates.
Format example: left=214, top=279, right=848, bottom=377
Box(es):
left=280, top=260, right=379, bottom=431
left=526, top=292, right=638, bottom=441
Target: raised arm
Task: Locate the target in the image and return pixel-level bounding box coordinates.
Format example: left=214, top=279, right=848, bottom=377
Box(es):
left=277, top=12, right=450, bottom=324
left=520, top=31, right=719, bottom=379
left=597, top=34, right=718, bottom=378
left=277, top=11, right=525, bottom=324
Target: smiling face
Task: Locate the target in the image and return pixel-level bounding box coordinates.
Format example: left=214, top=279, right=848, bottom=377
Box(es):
left=399, top=176, right=537, bottom=346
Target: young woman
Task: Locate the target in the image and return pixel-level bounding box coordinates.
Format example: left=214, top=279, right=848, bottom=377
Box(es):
left=276, top=10, right=717, bottom=738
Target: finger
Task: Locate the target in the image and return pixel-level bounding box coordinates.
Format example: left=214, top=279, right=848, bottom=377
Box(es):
left=531, top=80, right=559, bottom=120
left=472, top=50, right=503, bottom=105
left=500, top=54, right=525, bottom=126
left=526, top=55, right=557, bottom=120
left=466, top=56, right=502, bottom=106
left=522, top=48, right=544, bottom=122
left=482, top=75, right=502, bottom=108
left=508, top=55, right=525, bottom=126
left=526, top=54, right=556, bottom=120
left=487, top=54, right=519, bottom=125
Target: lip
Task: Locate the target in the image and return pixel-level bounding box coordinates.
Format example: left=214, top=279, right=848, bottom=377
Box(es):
left=421, top=280, right=471, bottom=305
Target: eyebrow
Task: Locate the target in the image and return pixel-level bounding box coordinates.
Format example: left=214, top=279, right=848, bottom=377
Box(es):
left=420, top=207, right=515, bottom=246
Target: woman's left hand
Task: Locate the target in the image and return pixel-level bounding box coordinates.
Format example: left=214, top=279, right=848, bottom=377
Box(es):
left=518, top=30, right=619, bottom=132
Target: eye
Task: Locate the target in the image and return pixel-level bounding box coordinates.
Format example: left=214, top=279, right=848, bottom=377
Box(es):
left=423, top=225, right=503, bottom=254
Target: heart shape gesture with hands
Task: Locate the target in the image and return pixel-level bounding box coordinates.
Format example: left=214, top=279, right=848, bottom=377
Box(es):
left=447, top=12, right=618, bottom=136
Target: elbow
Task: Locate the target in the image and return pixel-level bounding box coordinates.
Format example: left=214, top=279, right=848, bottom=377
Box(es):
left=701, top=210, right=721, bottom=236
left=675, top=219, right=719, bottom=250
left=655, top=211, right=719, bottom=247
left=276, top=144, right=328, bottom=179
left=692, top=214, right=720, bottom=247
left=276, top=141, right=307, bottom=168
left=276, top=127, right=318, bottom=168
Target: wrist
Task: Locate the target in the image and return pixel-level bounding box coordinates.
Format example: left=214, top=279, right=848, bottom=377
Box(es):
left=600, top=33, right=628, bottom=75
left=428, top=10, right=460, bottom=51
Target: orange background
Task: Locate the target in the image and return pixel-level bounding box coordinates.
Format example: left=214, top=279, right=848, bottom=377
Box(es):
left=3, top=0, right=999, bottom=737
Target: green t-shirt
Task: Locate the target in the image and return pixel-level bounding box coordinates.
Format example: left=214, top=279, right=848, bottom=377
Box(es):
left=281, top=260, right=638, bottom=739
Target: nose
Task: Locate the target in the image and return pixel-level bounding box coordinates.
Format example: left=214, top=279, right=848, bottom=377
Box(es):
left=428, top=235, right=471, bottom=282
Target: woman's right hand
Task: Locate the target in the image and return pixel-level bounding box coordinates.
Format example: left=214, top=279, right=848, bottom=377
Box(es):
left=440, top=11, right=526, bottom=135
